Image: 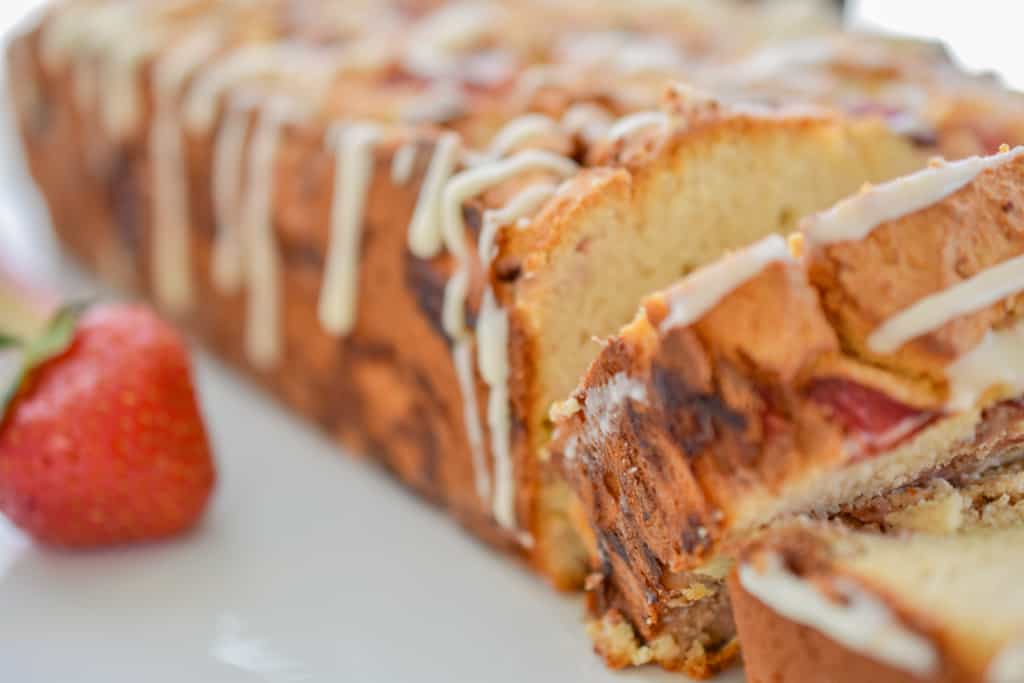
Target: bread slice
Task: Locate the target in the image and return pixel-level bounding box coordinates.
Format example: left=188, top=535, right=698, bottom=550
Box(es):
left=732, top=518, right=1024, bottom=683
left=552, top=148, right=1024, bottom=674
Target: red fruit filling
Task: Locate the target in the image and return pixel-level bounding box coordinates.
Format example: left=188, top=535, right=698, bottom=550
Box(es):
left=807, top=378, right=939, bottom=460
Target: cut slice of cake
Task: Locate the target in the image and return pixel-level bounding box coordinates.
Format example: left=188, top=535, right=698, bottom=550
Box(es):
left=552, top=147, right=1024, bottom=675
left=497, top=88, right=927, bottom=586
left=732, top=520, right=1024, bottom=683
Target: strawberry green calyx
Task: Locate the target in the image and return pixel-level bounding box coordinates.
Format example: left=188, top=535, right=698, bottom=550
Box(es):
left=1, top=302, right=88, bottom=415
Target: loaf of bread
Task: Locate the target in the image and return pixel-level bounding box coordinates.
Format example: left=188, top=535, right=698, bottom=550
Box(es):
left=6, top=0, right=913, bottom=581
left=553, top=148, right=1024, bottom=675
left=12, top=0, right=1024, bottom=677
left=732, top=517, right=1024, bottom=683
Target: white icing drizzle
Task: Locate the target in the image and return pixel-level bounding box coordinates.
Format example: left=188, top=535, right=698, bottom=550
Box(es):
left=727, top=37, right=839, bottom=85
left=615, top=39, right=686, bottom=75
left=869, top=253, right=1024, bottom=354
left=511, top=65, right=573, bottom=109
left=149, top=26, right=224, bottom=313
left=804, top=147, right=1024, bottom=246
left=487, top=114, right=560, bottom=159
left=41, top=1, right=178, bottom=139
left=433, top=148, right=575, bottom=532
left=440, top=150, right=579, bottom=339
left=40, top=4, right=95, bottom=70
left=402, top=1, right=497, bottom=80
left=945, top=319, right=1024, bottom=411
left=468, top=182, right=560, bottom=529
left=317, top=122, right=380, bottom=337
left=739, top=556, right=938, bottom=676
left=659, top=235, right=793, bottom=332
left=604, top=110, right=670, bottom=143
left=989, top=639, right=1024, bottom=683
left=442, top=150, right=574, bottom=275
left=390, top=142, right=418, bottom=186
left=407, top=132, right=461, bottom=258
left=477, top=183, right=557, bottom=263
left=183, top=43, right=340, bottom=133
left=401, top=78, right=466, bottom=124
left=41, top=1, right=135, bottom=71
left=238, top=99, right=297, bottom=369
left=211, top=102, right=253, bottom=294
left=476, top=289, right=513, bottom=527
left=558, top=30, right=685, bottom=75
left=454, top=339, right=491, bottom=503
left=560, top=102, right=613, bottom=143
left=101, top=24, right=168, bottom=140
left=583, top=372, right=648, bottom=441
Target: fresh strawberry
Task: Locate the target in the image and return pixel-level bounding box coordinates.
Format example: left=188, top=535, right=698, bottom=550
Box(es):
left=0, top=303, right=216, bottom=548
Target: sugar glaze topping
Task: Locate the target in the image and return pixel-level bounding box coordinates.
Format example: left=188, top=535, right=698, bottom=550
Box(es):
left=453, top=339, right=491, bottom=503
left=486, top=114, right=561, bottom=158
left=603, top=110, right=670, bottom=143
left=476, top=289, right=513, bottom=527
left=318, top=123, right=381, bottom=337
left=803, top=147, right=1024, bottom=246
left=659, top=235, right=793, bottom=332
left=390, top=142, right=418, bottom=186
left=473, top=183, right=558, bottom=528
left=868, top=252, right=1024, bottom=355
left=439, top=150, right=576, bottom=533
left=150, top=25, right=225, bottom=313
left=211, top=101, right=253, bottom=294
left=945, top=319, right=1024, bottom=411
left=238, top=99, right=303, bottom=369
left=406, top=133, right=462, bottom=258
left=739, top=555, right=938, bottom=675
left=182, top=43, right=344, bottom=132
left=478, top=183, right=558, bottom=263
left=440, top=149, right=578, bottom=339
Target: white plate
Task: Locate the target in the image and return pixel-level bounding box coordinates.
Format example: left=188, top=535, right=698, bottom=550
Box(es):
left=0, top=24, right=741, bottom=683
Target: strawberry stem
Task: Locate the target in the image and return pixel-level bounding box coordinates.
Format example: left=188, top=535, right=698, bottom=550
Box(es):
left=1, top=302, right=88, bottom=416
left=0, top=333, right=23, bottom=349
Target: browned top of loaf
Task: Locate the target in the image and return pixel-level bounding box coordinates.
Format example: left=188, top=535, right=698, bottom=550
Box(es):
left=502, top=93, right=843, bottom=267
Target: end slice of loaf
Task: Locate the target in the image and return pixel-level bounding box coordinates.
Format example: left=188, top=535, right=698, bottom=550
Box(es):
left=732, top=517, right=1024, bottom=683
left=552, top=147, right=1024, bottom=675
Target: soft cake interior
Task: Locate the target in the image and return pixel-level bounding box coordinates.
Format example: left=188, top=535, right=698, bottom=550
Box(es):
left=510, top=114, right=926, bottom=584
